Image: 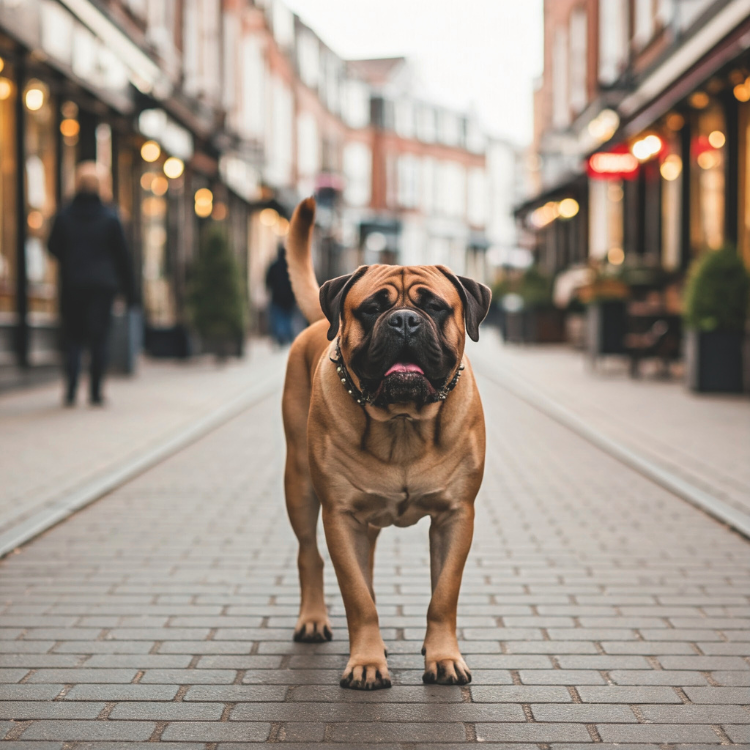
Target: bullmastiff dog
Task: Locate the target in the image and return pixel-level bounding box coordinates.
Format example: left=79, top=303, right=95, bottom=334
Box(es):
left=282, top=197, right=491, bottom=690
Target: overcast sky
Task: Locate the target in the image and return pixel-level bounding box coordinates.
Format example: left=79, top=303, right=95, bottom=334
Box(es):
left=283, top=0, right=544, bottom=146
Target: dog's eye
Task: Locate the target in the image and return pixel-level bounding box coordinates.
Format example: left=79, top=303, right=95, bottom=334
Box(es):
left=426, top=301, right=447, bottom=313
left=361, top=304, right=380, bottom=316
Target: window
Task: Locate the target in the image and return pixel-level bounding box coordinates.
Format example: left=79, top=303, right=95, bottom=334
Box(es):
left=0, top=60, right=16, bottom=317
left=343, top=142, right=371, bottom=207
left=552, top=26, right=569, bottom=128
left=634, top=0, right=655, bottom=48
left=569, top=8, right=587, bottom=114
left=395, top=99, right=414, bottom=139
left=24, top=79, right=57, bottom=319
left=240, top=35, right=265, bottom=140
left=599, top=0, right=628, bottom=85
left=297, top=30, right=319, bottom=89
left=421, top=157, right=436, bottom=215
left=297, top=112, right=320, bottom=178
left=690, top=104, right=726, bottom=254
left=397, top=154, right=419, bottom=209
left=467, top=168, right=488, bottom=227
left=416, top=105, right=436, bottom=143
left=342, top=79, right=370, bottom=129
left=438, top=111, right=460, bottom=147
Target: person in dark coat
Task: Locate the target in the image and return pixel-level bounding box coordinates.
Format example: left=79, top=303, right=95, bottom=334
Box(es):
left=48, top=162, right=135, bottom=406
left=265, top=245, right=296, bottom=345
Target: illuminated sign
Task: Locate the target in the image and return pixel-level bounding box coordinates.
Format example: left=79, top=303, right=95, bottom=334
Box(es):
left=587, top=148, right=639, bottom=180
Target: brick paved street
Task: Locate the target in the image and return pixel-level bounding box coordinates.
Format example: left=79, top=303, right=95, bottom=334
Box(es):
left=0, top=345, right=748, bottom=746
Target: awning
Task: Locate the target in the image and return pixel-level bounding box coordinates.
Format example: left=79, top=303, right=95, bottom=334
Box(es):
left=514, top=173, right=587, bottom=218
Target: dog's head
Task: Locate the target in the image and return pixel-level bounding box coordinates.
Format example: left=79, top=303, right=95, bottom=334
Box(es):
left=320, top=265, right=491, bottom=411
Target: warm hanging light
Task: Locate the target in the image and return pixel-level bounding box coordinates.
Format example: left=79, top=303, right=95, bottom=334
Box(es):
left=195, top=188, right=213, bottom=218
left=163, top=157, right=184, bottom=179
left=151, top=175, right=168, bottom=196
left=734, top=84, right=750, bottom=103
left=60, top=119, right=80, bottom=138
left=708, top=130, right=726, bottom=149
left=608, top=247, right=625, bottom=265
left=273, top=217, right=290, bottom=236
left=140, top=140, right=161, bottom=163
left=558, top=198, right=580, bottom=219
left=660, top=154, right=682, bottom=181
left=688, top=91, right=709, bottom=109
left=0, top=58, right=5, bottom=74
left=631, top=134, right=663, bottom=162
left=24, top=84, right=45, bottom=112
left=0, top=78, right=12, bottom=101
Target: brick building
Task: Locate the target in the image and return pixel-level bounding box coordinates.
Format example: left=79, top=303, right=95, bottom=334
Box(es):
left=518, top=0, right=750, bottom=279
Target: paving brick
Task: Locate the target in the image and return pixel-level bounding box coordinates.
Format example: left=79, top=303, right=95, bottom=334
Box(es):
left=476, top=723, right=592, bottom=742
left=518, top=669, right=607, bottom=685
left=183, top=684, right=288, bottom=702
left=596, top=725, right=722, bottom=743
left=109, top=701, right=223, bottom=720
left=530, top=703, right=636, bottom=722
left=138, top=668, right=236, bottom=684
left=711, top=671, right=750, bottom=686
left=27, top=669, right=137, bottom=684
left=62, top=684, right=179, bottom=701
left=291, top=685, right=463, bottom=702
left=684, top=686, right=750, bottom=703
left=84, top=655, right=192, bottom=668
left=470, top=685, right=572, bottom=702
left=160, top=722, right=271, bottom=741
left=0, top=702, right=104, bottom=719
left=639, top=704, right=750, bottom=723
left=657, top=655, right=750, bottom=670
left=576, top=685, right=682, bottom=703
left=608, top=670, right=709, bottom=685
left=20, top=721, right=156, bottom=741
left=326, top=721, right=466, bottom=743
left=0, top=685, right=64, bottom=701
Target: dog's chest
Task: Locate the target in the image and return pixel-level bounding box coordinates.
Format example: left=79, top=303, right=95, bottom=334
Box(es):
left=349, top=468, right=457, bottom=528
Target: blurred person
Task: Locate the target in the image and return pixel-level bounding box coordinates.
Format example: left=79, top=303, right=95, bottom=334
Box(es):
left=48, top=162, right=135, bottom=407
left=265, top=245, right=296, bottom=345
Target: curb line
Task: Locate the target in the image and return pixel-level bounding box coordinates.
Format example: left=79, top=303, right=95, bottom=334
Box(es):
left=475, top=363, right=750, bottom=541
left=0, top=373, right=282, bottom=559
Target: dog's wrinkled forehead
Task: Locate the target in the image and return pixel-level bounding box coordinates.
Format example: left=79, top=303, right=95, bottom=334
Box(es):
left=344, top=265, right=461, bottom=311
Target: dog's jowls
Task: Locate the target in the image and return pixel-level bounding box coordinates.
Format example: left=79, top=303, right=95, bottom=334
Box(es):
left=281, top=197, right=491, bottom=690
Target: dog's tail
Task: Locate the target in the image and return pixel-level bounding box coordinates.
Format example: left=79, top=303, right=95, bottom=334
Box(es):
left=286, top=197, right=324, bottom=324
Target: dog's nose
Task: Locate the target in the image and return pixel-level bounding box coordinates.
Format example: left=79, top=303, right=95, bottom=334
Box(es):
left=387, top=310, right=422, bottom=336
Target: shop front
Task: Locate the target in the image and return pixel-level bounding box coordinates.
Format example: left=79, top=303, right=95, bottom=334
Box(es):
left=0, top=0, right=162, bottom=385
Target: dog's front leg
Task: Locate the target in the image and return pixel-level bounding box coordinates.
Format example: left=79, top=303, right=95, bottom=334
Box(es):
left=322, top=507, right=390, bottom=690
left=423, top=505, right=475, bottom=685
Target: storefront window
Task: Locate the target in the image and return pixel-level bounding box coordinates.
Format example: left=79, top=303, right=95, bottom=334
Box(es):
left=141, top=167, right=175, bottom=327
left=660, top=126, right=683, bottom=271
left=739, top=101, right=750, bottom=270
left=0, top=58, right=16, bottom=315
left=24, top=78, right=58, bottom=318
left=60, top=100, right=79, bottom=201
left=690, top=102, right=725, bottom=254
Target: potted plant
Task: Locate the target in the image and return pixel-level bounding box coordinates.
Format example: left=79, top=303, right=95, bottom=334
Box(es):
left=502, top=266, right=564, bottom=343
left=188, top=223, right=247, bottom=360
left=683, top=246, right=749, bottom=393
left=579, top=266, right=629, bottom=362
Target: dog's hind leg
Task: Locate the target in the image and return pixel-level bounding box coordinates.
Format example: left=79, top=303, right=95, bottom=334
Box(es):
left=284, top=450, right=331, bottom=643
left=282, top=344, right=332, bottom=644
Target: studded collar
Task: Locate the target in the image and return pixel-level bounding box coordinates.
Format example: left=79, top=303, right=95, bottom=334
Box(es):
left=329, top=339, right=464, bottom=408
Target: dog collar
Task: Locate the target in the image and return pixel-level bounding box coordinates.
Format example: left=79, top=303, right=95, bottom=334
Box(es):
left=329, top=340, right=464, bottom=408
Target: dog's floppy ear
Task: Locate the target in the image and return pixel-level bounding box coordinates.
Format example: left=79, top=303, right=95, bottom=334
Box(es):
left=437, top=266, right=492, bottom=342
left=319, top=266, right=369, bottom=341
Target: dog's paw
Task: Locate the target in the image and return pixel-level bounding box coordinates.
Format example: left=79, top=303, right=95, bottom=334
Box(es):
left=422, top=655, right=472, bottom=685
left=340, top=658, right=391, bottom=690
left=293, top=616, right=333, bottom=643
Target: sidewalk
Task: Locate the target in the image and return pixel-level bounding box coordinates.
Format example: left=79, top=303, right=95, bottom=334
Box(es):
left=0, top=341, right=287, bottom=551
left=472, top=331, right=750, bottom=518
left=0, top=336, right=747, bottom=745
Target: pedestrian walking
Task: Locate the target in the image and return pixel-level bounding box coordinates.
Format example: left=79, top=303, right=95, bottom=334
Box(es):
left=48, top=162, right=135, bottom=406
left=265, top=245, right=296, bottom=345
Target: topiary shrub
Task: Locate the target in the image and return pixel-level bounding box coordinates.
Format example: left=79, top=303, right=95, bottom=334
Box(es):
left=188, top=223, right=246, bottom=356
left=684, top=246, right=749, bottom=332
left=518, top=266, right=553, bottom=309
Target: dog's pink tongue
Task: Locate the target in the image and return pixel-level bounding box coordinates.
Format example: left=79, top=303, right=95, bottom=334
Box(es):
left=385, top=363, right=424, bottom=377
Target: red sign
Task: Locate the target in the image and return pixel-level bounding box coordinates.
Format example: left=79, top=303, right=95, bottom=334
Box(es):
left=588, top=146, right=640, bottom=181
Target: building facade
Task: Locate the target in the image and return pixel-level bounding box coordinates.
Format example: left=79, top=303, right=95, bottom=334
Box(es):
left=0, top=0, right=493, bottom=386
left=519, top=0, right=750, bottom=279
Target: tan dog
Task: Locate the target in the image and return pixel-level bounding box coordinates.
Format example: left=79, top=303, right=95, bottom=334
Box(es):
left=282, top=198, right=491, bottom=690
